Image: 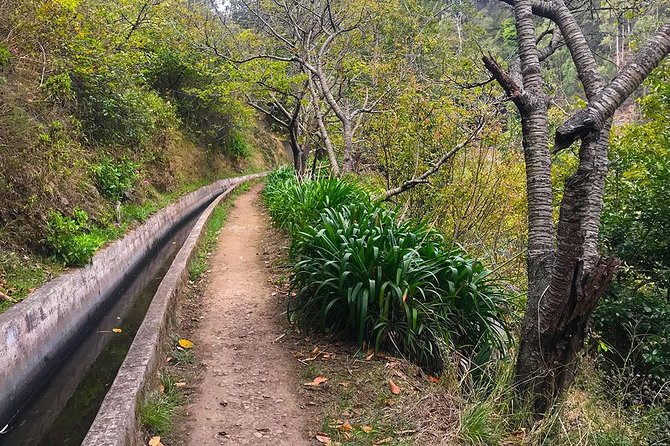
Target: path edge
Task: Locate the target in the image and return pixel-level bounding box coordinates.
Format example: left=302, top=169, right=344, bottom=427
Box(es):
left=82, top=178, right=264, bottom=446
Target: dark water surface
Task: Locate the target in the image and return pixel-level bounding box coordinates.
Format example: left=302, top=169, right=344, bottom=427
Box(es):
left=0, top=204, right=205, bottom=446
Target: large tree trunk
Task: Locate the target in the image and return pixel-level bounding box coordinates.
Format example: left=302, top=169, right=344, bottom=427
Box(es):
left=515, top=127, right=619, bottom=414
left=491, top=0, right=670, bottom=416
left=341, top=121, right=355, bottom=174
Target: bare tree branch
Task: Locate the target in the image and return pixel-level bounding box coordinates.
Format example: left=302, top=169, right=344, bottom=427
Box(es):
left=555, top=21, right=670, bottom=150
left=383, top=118, right=486, bottom=201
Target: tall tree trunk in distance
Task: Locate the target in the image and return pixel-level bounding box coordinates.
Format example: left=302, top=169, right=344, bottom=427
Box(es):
left=341, top=120, right=355, bottom=174
left=288, top=120, right=303, bottom=175
left=307, top=75, right=341, bottom=176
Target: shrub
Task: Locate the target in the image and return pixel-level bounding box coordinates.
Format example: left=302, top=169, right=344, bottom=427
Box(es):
left=262, top=168, right=370, bottom=238
left=92, top=157, right=138, bottom=200
left=75, top=72, right=176, bottom=147
left=227, top=131, right=251, bottom=159
left=0, top=44, right=10, bottom=68
left=46, top=209, right=104, bottom=266
left=43, top=73, right=75, bottom=103
left=263, top=169, right=510, bottom=374
left=593, top=282, right=670, bottom=380
left=144, top=46, right=245, bottom=154
left=290, top=201, right=509, bottom=374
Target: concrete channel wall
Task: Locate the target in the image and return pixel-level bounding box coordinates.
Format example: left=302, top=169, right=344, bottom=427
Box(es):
left=0, top=173, right=265, bottom=433
left=82, top=181, right=254, bottom=446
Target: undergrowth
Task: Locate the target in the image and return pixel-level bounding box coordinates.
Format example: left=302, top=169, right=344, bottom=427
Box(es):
left=46, top=209, right=106, bottom=266
left=262, top=167, right=510, bottom=375
left=263, top=167, right=668, bottom=445
left=140, top=373, right=184, bottom=435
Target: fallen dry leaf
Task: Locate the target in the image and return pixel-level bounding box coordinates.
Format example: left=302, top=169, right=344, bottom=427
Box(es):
left=178, top=338, right=194, bottom=349
left=112, top=328, right=123, bottom=333
left=175, top=381, right=186, bottom=387
left=148, top=436, right=164, bottom=446
left=304, top=376, right=328, bottom=386
left=337, top=421, right=353, bottom=432
left=315, top=433, right=331, bottom=444
left=427, top=375, right=440, bottom=383
left=374, top=437, right=393, bottom=445
left=388, top=379, right=401, bottom=395
left=362, top=425, right=373, bottom=433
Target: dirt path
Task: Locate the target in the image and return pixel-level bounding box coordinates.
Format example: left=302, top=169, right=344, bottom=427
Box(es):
left=183, top=185, right=311, bottom=446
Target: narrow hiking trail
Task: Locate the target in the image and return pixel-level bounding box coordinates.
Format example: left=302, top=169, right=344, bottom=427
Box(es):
left=182, top=185, right=312, bottom=446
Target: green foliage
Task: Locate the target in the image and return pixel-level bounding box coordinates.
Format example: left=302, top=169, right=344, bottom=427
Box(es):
left=293, top=201, right=509, bottom=374
left=227, top=131, right=251, bottom=159
left=597, top=60, right=670, bottom=392
left=500, top=18, right=517, bottom=44
left=594, top=283, right=670, bottom=379
left=75, top=72, right=176, bottom=147
left=43, top=72, right=75, bottom=103
left=263, top=169, right=510, bottom=374
left=262, top=167, right=370, bottom=238
left=45, top=209, right=104, bottom=266
left=0, top=44, right=10, bottom=68
left=602, top=123, right=670, bottom=290
left=91, top=157, right=138, bottom=200
left=144, top=45, right=251, bottom=155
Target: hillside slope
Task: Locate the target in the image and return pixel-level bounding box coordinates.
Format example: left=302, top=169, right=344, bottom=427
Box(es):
left=0, top=0, right=288, bottom=309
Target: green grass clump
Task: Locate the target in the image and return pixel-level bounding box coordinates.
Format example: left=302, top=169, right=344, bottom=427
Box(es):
left=292, top=201, right=509, bottom=374
left=459, top=402, right=499, bottom=445
left=0, top=44, right=11, bottom=68
left=140, top=374, right=183, bottom=435
left=263, top=168, right=510, bottom=375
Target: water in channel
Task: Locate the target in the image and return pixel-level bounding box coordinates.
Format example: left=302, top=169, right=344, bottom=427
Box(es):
left=0, top=204, right=204, bottom=446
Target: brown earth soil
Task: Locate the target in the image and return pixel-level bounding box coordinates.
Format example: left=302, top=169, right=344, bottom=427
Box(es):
left=181, top=185, right=313, bottom=446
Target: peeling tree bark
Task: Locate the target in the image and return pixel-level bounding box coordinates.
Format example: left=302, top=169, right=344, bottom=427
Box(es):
left=489, top=0, right=670, bottom=415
